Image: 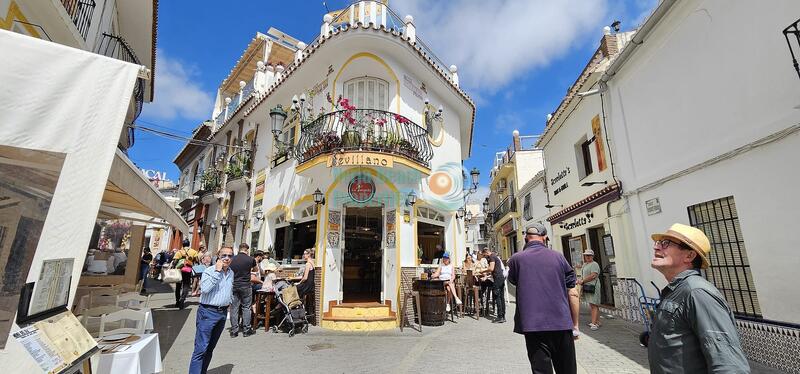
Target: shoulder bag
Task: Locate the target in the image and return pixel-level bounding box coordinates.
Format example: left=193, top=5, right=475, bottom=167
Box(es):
left=163, top=268, right=182, bottom=283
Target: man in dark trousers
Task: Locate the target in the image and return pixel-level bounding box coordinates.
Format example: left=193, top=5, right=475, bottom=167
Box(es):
left=508, top=223, right=578, bottom=374
left=228, top=243, right=256, bottom=337
left=481, top=247, right=506, bottom=323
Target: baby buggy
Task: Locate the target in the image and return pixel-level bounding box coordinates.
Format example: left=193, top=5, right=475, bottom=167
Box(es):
left=271, top=280, right=309, bottom=337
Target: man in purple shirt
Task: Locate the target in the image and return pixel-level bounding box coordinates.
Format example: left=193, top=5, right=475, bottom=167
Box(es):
left=508, top=223, right=579, bottom=374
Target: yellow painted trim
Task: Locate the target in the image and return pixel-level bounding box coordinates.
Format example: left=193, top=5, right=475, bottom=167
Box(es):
left=1, top=1, right=41, bottom=38
left=332, top=52, right=401, bottom=114
left=294, top=156, right=328, bottom=174
left=297, top=153, right=431, bottom=176
left=265, top=204, right=290, bottom=219
left=394, top=203, right=401, bottom=314
left=413, top=204, right=419, bottom=267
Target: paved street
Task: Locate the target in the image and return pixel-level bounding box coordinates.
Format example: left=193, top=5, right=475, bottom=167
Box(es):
left=143, top=281, right=784, bottom=373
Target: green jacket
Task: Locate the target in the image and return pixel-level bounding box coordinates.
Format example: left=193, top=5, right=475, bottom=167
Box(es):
left=648, top=269, right=750, bottom=373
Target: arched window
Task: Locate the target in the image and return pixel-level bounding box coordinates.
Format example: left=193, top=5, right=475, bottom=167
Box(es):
left=344, top=77, right=389, bottom=110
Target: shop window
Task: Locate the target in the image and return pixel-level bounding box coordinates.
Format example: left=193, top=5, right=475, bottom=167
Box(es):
left=344, top=77, right=389, bottom=110
left=416, top=206, right=445, bottom=223
left=522, top=193, right=532, bottom=220
left=575, top=135, right=593, bottom=180
left=688, top=196, right=762, bottom=318
left=300, top=205, right=318, bottom=219
left=274, top=213, right=286, bottom=225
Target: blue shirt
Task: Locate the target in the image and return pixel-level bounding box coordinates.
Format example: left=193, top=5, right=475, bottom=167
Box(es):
left=199, top=266, right=233, bottom=307
left=508, top=240, right=576, bottom=333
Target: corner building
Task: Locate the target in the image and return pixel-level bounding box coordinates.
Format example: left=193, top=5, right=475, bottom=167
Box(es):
left=235, top=2, right=474, bottom=330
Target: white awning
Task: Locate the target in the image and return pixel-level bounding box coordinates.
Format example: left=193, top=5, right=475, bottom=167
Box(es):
left=103, top=149, right=189, bottom=234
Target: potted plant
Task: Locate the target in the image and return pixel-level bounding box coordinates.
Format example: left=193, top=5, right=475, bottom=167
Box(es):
left=320, top=131, right=341, bottom=152
left=201, top=169, right=221, bottom=192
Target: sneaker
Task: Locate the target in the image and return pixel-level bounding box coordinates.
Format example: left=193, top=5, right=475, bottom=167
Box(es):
left=492, top=318, right=506, bottom=323
left=230, top=330, right=239, bottom=338
left=243, top=329, right=256, bottom=337
left=455, top=299, right=463, bottom=305
left=446, top=304, right=451, bottom=312
left=589, top=323, right=599, bottom=330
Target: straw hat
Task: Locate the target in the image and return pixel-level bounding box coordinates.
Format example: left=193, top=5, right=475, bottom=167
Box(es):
left=582, top=249, right=595, bottom=257
left=651, top=223, right=711, bottom=269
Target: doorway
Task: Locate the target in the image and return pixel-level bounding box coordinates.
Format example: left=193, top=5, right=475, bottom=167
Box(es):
left=343, top=206, right=383, bottom=302
left=417, top=221, right=445, bottom=264
left=587, top=227, right=615, bottom=306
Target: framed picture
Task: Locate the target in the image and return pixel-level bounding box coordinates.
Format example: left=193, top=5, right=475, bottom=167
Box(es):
left=602, top=234, right=615, bottom=257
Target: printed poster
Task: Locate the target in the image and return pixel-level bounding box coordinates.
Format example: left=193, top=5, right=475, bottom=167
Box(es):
left=385, top=210, right=396, bottom=249
left=253, top=168, right=266, bottom=208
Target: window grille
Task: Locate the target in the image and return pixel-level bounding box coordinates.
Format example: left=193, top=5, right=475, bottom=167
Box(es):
left=687, top=196, right=762, bottom=318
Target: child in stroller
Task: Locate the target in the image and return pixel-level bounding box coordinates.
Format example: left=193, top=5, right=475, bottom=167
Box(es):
left=270, top=279, right=309, bottom=337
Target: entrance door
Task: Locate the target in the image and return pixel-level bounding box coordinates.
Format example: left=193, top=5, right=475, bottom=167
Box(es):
left=588, top=227, right=615, bottom=306
left=343, top=206, right=383, bottom=302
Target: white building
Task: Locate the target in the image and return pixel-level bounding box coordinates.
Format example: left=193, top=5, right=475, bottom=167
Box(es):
left=173, top=2, right=477, bottom=331
left=596, top=1, right=800, bottom=370
left=464, top=204, right=487, bottom=255
left=517, top=170, right=553, bottom=247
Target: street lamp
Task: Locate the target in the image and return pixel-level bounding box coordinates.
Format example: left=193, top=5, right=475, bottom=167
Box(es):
left=270, top=104, right=288, bottom=136
left=457, top=207, right=465, bottom=219
left=238, top=212, right=246, bottom=222
left=405, top=191, right=417, bottom=207
left=465, top=210, right=473, bottom=222
left=482, top=197, right=490, bottom=213
left=291, top=93, right=312, bottom=126
left=544, top=204, right=563, bottom=209
left=220, top=217, right=229, bottom=237
left=313, top=188, right=326, bottom=206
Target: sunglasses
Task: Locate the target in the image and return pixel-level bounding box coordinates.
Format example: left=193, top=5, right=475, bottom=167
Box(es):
left=219, top=254, right=233, bottom=259
left=653, top=239, right=689, bottom=250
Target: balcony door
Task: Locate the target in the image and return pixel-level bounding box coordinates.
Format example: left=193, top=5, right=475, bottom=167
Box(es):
left=344, top=77, right=389, bottom=111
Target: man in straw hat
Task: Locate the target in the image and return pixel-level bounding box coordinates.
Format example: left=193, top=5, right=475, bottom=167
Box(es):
left=647, top=223, right=749, bottom=373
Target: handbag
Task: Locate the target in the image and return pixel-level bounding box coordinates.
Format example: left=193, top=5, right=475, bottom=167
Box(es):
left=163, top=268, right=182, bottom=283
left=582, top=283, right=596, bottom=294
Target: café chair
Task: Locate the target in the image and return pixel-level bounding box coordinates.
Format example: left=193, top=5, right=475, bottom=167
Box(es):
left=464, top=270, right=481, bottom=320
left=99, top=309, right=146, bottom=337
left=399, top=273, right=422, bottom=332
left=89, top=288, right=121, bottom=308
left=80, top=305, right=123, bottom=337
left=117, top=292, right=151, bottom=309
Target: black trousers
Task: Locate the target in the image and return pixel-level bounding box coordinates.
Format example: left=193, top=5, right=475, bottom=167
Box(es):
left=175, top=271, right=191, bottom=308
left=524, top=330, right=576, bottom=374
left=493, top=278, right=506, bottom=319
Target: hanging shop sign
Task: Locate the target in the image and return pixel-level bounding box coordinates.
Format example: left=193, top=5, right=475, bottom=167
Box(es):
left=561, top=215, right=591, bottom=231
left=502, top=220, right=515, bottom=236
left=328, top=152, right=394, bottom=168
left=348, top=175, right=376, bottom=203
left=253, top=169, right=266, bottom=208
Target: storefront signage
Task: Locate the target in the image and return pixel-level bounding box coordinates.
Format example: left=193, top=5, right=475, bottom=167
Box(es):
left=550, top=167, right=571, bottom=186
left=646, top=198, right=662, bottom=216
left=253, top=169, right=266, bottom=208
left=553, top=182, right=569, bottom=196
left=186, top=209, right=196, bottom=222
left=561, top=216, right=591, bottom=231
left=403, top=74, right=427, bottom=101
left=328, top=152, right=394, bottom=168
left=348, top=175, right=376, bottom=203
left=502, top=220, right=515, bottom=235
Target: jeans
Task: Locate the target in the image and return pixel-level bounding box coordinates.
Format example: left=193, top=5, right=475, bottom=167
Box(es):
left=229, top=285, right=252, bottom=332
left=175, top=271, right=191, bottom=308
left=139, top=264, right=150, bottom=290
left=524, top=330, right=576, bottom=374
left=493, top=278, right=506, bottom=319
left=189, top=304, right=228, bottom=374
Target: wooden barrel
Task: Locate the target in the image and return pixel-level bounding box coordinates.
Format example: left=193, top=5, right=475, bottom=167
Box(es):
left=416, top=280, right=446, bottom=326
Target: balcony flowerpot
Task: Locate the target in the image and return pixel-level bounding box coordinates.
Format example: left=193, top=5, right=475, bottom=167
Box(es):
left=342, top=130, right=361, bottom=149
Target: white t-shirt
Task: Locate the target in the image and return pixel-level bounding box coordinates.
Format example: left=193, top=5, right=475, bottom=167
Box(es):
left=439, top=263, right=454, bottom=281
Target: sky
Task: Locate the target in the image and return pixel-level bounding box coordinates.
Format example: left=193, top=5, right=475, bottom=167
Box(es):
left=129, top=0, right=658, bottom=204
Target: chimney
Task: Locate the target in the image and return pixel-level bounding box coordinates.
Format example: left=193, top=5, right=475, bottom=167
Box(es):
left=512, top=130, right=520, bottom=151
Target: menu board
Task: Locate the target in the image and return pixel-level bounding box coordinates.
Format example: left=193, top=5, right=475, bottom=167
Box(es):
left=29, top=259, right=73, bottom=316
left=12, top=311, right=96, bottom=373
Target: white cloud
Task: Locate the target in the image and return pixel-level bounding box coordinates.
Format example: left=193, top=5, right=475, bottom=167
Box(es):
left=141, top=50, right=214, bottom=121
left=392, top=0, right=608, bottom=92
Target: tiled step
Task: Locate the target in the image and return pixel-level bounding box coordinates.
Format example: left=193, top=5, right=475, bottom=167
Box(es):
left=321, top=301, right=398, bottom=331
left=329, top=302, right=392, bottom=318
left=320, top=319, right=397, bottom=331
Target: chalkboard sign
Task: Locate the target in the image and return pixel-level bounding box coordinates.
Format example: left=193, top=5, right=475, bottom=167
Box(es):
left=603, top=234, right=615, bottom=257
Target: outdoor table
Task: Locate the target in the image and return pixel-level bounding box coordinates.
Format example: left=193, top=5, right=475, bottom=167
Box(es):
left=253, top=290, right=275, bottom=331
left=413, top=279, right=447, bottom=326
left=96, top=333, right=162, bottom=374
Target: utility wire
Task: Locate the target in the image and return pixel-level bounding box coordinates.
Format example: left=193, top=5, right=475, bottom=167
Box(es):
left=129, top=123, right=250, bottom=150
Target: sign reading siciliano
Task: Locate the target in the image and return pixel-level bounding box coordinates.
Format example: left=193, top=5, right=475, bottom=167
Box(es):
left=328, top=152, right=394, bottom=168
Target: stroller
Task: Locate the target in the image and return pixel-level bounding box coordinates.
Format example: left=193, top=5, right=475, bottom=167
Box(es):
left=271, top=280, right=309, bottom=337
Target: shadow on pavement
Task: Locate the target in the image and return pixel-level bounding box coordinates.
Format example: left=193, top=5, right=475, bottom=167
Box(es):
left=207, top=364, right=234, bottom=374
left=579, top=307, right=651, bottom=368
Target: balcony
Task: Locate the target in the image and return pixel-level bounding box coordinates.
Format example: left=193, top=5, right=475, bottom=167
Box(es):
left=214, top=78, right=256, bottom=130
left=294, top=109, right=433, bottom=167
left=96, top=33, right=144, bottom=146
left=225, top=149, right=252, bottom=190
left=493, top=195, right=517, bottom=223
left=60, top=0, right=95, bottom=40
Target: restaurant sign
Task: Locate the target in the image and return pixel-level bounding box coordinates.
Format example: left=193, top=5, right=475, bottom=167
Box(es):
left=328, top=152, right=394, bottom=168
left=501, top=220, right=515, bottom=236
left=348, top=175, right=376, bottom=203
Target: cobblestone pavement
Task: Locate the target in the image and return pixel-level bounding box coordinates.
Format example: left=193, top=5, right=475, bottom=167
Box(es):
left=143, top=282, right=784, bottom=373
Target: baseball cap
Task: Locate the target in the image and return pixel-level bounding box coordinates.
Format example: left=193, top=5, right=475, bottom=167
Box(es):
left=442, top=252, right=450, bottom=259
left=525, top=223, right=547, bottom=236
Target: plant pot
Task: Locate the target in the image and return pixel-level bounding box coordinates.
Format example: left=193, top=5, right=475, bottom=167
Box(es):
left=342, top=130, right=361, bottom=149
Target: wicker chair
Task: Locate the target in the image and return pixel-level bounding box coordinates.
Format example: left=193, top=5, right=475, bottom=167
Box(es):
left=399, top=272, right=422, bottom=332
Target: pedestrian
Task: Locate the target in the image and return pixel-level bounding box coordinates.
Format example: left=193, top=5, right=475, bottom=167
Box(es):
left=139, top=247, right=152, bottom=293
left=431, top=252, right=462, bottom=311
left=646, top=223, right=750, bottom=373
left=172, top=239, right=196, bottom=309
left=508, top=223, right=579, bottom=374
left=153, top=250, right=166, bottom=281
left=188, top=246, right=234, bottom=374
left=481, top=247, right=506, bottom=323
left=229, top=243, right=256, bottom=337
left=577, top=249, right=601, bottom=330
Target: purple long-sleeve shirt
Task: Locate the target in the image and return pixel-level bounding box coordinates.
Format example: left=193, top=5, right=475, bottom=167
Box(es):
left=508, top=240, right=576, bottom=333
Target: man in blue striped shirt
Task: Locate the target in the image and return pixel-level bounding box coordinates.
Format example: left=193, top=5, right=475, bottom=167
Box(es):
left=189, top=246, right=234, bottom=374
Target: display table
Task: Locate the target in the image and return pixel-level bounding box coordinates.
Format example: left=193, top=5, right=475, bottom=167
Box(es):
left=96, top=333, right=162, bottom=374
left=413, top=279, right=446, bottom=326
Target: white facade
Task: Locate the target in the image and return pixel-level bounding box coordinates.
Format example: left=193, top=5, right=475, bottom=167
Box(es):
left=601, top=0, right=800, bottom=325
left=464, top=204, right=487, bottom=255
left=517, top=170, right=553, bottom=246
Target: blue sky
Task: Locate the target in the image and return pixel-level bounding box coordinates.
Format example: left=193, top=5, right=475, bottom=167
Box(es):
left=129, top=0, right=657, bottom=202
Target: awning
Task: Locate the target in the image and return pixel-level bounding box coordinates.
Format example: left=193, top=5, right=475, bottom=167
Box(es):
left=102, top=149, right=189, bottom=234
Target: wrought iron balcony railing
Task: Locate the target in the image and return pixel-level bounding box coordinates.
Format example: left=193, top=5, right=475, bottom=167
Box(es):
left=225, top=149, right=252, bottom=181
left=96, top=33, right=144, bottom=125
left=294, top=109, right=433, bottom=167
left=60, top=0, right=95, bottom=40
left=493, top=195, right=517, bottom=222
